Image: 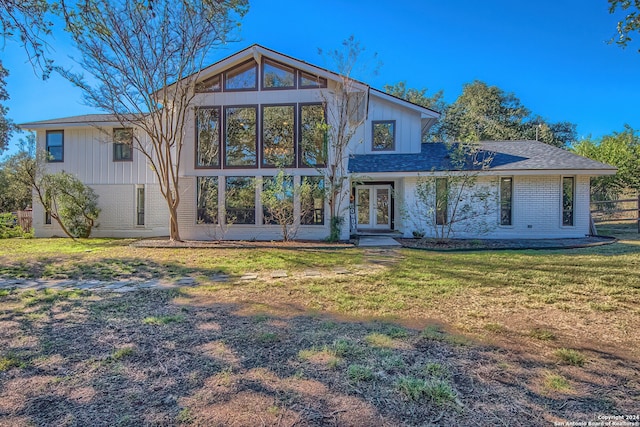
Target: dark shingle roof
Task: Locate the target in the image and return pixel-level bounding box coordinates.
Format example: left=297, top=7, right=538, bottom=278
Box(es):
left=348, top=140, right=616, bottom=173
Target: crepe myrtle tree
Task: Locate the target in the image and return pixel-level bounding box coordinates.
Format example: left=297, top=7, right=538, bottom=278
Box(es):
left=312, top=36, right=381, bottom=241
left=57, top=0, right=248, bottom=241
left=406, top=142, right=497, bottom=240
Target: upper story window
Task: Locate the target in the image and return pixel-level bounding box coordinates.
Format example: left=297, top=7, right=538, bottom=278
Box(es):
left=196, top=107, right=221, bottom=168
left=299, top=71, right=327, bottom=89
left=299, top=103, right=327, bottom=167
left=500, top=177, right=513, bottom=226
left=196, top=74, right=221, bottom=93
left=46, top=130, right=64, bottom=162
left=262, top=105, right=295, bottom=167
left=224, top=106, right=257, bottom=168
left=562, top=176, right=575, bottom=226
left=372, top=120, right=396, bottom=151
left=263, top=59, right=295, bottom=89
left=224, top=60, right=258, bottom=91
left=113, top=128, right=133, bottom=161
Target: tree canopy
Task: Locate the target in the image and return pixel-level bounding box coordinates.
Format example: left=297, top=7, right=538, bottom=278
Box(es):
left=387, top=79, right=577, bottom=147
left=572, top=126, right=640, bottom=198
left=609, top=0, right=640, bottom=51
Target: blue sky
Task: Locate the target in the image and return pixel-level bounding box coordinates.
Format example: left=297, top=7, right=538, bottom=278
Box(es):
left=2, top=0, right=639, bottom=157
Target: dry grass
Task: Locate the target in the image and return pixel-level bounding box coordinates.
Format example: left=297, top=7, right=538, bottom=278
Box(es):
left=0, top=236, right=639, bottom=424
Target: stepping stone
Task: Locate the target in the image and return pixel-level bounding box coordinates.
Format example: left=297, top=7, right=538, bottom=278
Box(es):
left=333, top=267, right=350, bottom=275
left=304, top=269, right=322, bottom=277
left=175, top=277, right=196, bottom=286
left=77, top=282, right=103, bottom=290
left=112, top=286, right=137, bottom=293
left=137, top=282, right=158, bottom=289
left=103, top=282, right=129, bottom=290
left=270, top=270, right=287, bottom=279
left=240, top=273, right=258, bottom=281
left=210, top=274, right=229, bottom=283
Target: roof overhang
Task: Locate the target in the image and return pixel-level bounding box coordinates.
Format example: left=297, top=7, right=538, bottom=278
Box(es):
left=351, top=168, right=617, bottom=179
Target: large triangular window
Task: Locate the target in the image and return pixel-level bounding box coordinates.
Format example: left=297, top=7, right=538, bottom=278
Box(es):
left=224, top=60, right=258, bottom=91
left=299, top=71, right=327, bottom=89
left=262, top=59, right=295, bottom=89
left=196, top=74, right=221, bottom=93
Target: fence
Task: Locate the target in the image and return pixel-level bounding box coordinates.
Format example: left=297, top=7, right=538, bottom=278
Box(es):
left=16, top=209, right=33, bottom=232
left=590, top=195, right=640, bottom=233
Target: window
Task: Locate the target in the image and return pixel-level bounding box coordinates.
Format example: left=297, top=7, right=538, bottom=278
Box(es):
left=196, top=177, right=218, bottom=224
left=196, top=108, right=221, bottom=167
left=562, top=177, right=575, bottom=226
left=299, top=103, right=326, bottom=167
left=225, top=176, right=255, bottom=224
left=46, top=130, right=64, bottom=162
left=262, top=175, right=294, bottom=225
left=262, top=105, right=295, bottom=167
left=299, top=71, right=327, bottom=88
left=196, top=74, right=221, bottom=92
left=44, top=190, right=52, bottom=225
left=113, top=128, right=133, bottom=161
left=301, top=176, right=324, bottom=225
left=435, top=177, right=448, bottom=225
left=372, top=121, right=395, bottom=151
left=262, top=59, right=295, bottom=89
left=224, top=60, right=258, bottom=91
left=224, top=106, right=257, bottom=167
left=136, top=186, right=145, bottom=226
left=500, top=177, right=513, bottom=226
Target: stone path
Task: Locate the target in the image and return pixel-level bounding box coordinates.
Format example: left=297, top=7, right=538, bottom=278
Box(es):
left=0, top=247, right=404, bottom=293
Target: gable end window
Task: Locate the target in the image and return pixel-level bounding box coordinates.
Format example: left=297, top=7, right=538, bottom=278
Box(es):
left=46, top=130, right=64, bottom=162
left=113, top=128, right=133, bottom=161
left=372, top=120, right=395, bottom=151
left=299, top=103, right=327, bottom=167
left=196, top=74, right=221, bottom=93
left=500, top=177, right=513, bottom=226
left=262, top=59, right=296, bottom=90
left=562, top=177, right=575, bottom=226
left=262, top=104, right=295, bottom=167
left=299, top=71, right=327, bottom=89
left=224, top=60, right=258, bottom=91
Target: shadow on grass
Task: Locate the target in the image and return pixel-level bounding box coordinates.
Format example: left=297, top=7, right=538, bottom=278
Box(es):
left=0, top=289, right=637, bottom=426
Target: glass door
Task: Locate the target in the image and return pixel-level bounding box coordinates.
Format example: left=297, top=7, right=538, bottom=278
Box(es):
left=355, top=185, right=392, bottom=230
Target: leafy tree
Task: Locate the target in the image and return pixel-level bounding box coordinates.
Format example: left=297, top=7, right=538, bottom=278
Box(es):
left=383, top=81, right=445, bottom=141
left=572, top=126, right=640, bottom=199
left=57, top=0, right=248, bottom=241
left=0, top=62, right=13, bottom=153
left=45, top=172, right=100, bottom=238
left=0, top=133, right=35, bottom=212
left=317, top=36, right=380, bottom=241
left=609, top=0, right=640, bottom=51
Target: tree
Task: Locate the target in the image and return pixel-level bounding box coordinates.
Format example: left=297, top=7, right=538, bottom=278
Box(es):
left=1, top=0, right=56, bottom=153
left=609, top=0, right=640, bottom=51
left=0, top=133, right=35, bottom=212
left=406, top=143, right=496, bottom=239
left=316, top=36, right=380, bottom=241
left=572, top=126, right=640, bottom=199
left=11, top=137, right=100, bottom=238
left=261, top=170, right=314, bottom=241
left=57, top=0, right=248, bottom=241
left=392, top=80, right=577, bottom=147
left=383, top=81, right=445, bottom=141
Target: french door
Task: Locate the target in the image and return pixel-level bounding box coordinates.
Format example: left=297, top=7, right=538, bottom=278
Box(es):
left=355, top=185, right=392, bottom=230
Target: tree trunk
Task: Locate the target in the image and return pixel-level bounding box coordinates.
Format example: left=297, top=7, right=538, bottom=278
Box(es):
left=168, top=205, right=181, bottom=242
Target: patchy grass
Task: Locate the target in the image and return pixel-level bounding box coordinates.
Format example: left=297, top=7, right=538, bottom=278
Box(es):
left=543, top=372, right=573, bottom=393
left=555, top=348, right=587, bottom=367
left=142, top=315, right=185, bottom=325
left=0, top=352, right=26, bottom=371
left=347, top=364, right=374, bottom=382
left=395, top=377, right=458, bottom=406
left=529, top=328, right=556, bottom=341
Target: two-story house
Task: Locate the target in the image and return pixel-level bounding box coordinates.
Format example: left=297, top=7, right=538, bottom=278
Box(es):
left=21, top=45, right=616, bottom=240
